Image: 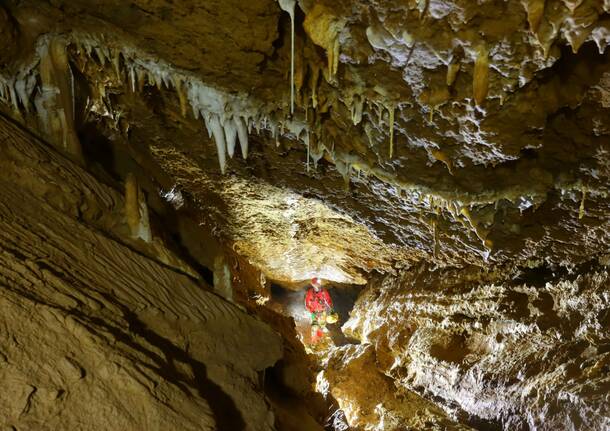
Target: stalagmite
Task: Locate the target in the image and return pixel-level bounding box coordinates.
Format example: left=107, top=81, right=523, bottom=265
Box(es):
left=125, top=173, right=152, bottom=243
left=278, top=0, right=296, bottom=114
left=137, top=186, right=152, bottom=243
left=125, top=173, right=140, bottom=237
left=432, top=219, right=440, bottom=259
left=272, top=122, right=279, bottom=140
left=213, top=254, right=233, bottom=301
left=473, top=45, right=489, bottom=106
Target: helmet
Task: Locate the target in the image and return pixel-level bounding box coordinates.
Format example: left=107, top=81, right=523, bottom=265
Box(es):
left=311, top=277, right=322, bottom=287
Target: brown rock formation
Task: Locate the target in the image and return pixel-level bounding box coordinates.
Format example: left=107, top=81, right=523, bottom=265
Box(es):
left=319, top=343, right=474, bottom=430
left=0, top=0, right=609, bottom=429
left=0, top=115, right=283, bottom=430
left=344, top=264, right=610, bottom=429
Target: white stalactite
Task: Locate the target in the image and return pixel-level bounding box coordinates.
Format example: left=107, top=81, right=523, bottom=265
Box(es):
left=278, top=0, right=296, bottom=115
left=224, top=117, right=238, bottom=158
left=235, top=116, right=249, bottom=159
left=0, top=32, right=320, bottom=176
left=209, top=114, right=227, bottom=174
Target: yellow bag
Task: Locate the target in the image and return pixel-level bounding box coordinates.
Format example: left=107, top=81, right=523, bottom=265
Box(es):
left=326, top=312, right=339, bottom=324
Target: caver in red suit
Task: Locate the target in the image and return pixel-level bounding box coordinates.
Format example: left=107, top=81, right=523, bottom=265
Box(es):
left=305, top=278, right=333, bottom=313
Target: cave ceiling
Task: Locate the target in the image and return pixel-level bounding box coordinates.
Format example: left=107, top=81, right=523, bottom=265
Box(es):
left=1, top=0, right=609, bottom=284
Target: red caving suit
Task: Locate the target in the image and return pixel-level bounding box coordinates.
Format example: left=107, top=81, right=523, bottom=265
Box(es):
left=305, top=288, right=333, bottom=313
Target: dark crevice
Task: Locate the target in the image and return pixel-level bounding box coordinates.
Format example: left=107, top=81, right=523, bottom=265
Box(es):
left=78, top=122, right=122, bottom=183
left=512, top=258, right=601, bottom=288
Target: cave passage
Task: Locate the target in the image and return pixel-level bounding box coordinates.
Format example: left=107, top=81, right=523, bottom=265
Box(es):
left=269, top=282, right=362, bottom=348
left=2, top=1, right=610, bottom=429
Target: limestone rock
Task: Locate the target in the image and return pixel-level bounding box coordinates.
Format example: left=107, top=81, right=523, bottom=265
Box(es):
left=319, top=343, right=473, bottom=430
left=0, top=1, right=610, bottom=429
left=0, top=117, right=282, bottom=430
left=344, top=264, right=610, bottom=430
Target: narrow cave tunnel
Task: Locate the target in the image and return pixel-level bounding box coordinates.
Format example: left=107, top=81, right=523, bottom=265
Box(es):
left=0, top=1, right=609, bottom=430
left=268, top=281, right=362, bottom=348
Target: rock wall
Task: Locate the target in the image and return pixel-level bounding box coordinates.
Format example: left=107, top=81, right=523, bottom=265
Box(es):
left=343, top=264, right=610, bottom=430
left=318, top=343, right=473, bottom=430
left=1, top=1, right=610, bottom=429
left=0, top=116, right=284, bottom=430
